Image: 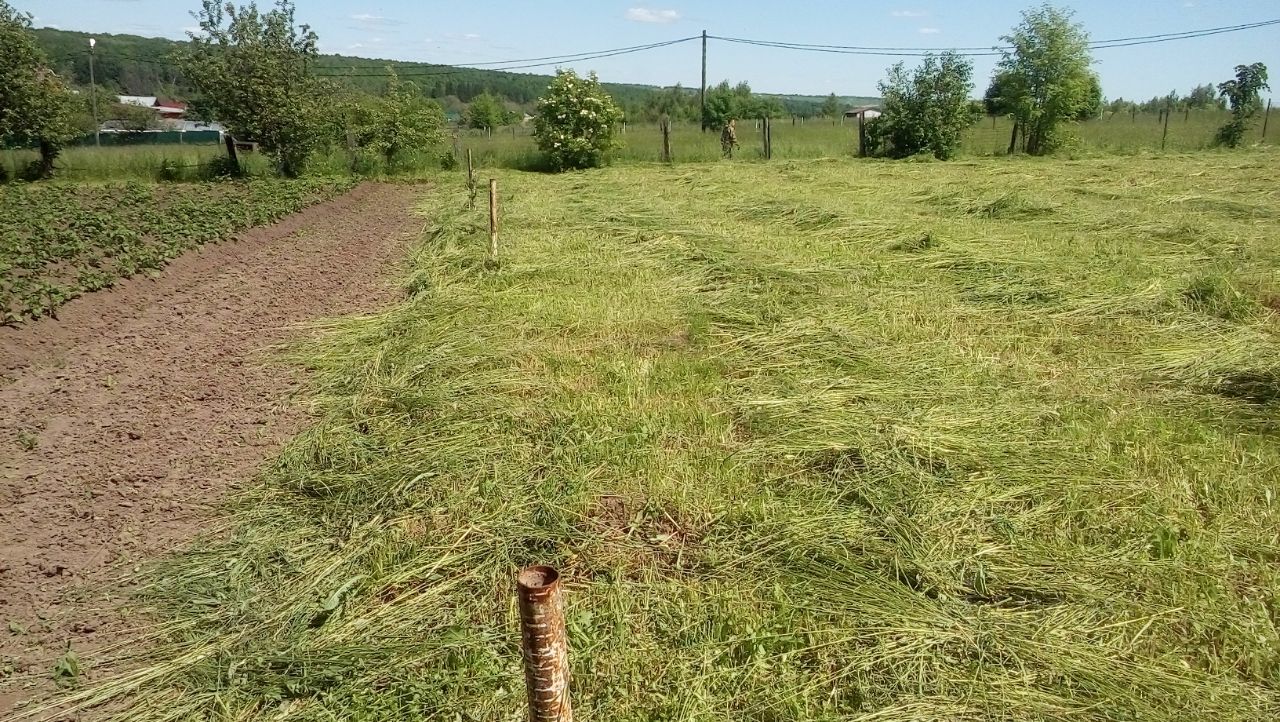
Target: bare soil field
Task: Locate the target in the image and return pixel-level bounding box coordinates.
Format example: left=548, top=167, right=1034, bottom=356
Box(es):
left=0, top=182, right=422, bottom=714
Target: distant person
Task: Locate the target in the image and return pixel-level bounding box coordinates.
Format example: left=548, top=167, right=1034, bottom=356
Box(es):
left=721, top=119, right=739, bottom=158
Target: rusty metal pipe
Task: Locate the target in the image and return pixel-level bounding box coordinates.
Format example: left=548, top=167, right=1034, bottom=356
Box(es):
left=517, top=565, right=572, bottom=722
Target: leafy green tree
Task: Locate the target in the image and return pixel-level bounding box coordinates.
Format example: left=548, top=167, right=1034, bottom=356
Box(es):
left=1186, top=83, right=1225, bottom=110
left=996, top=4, right=1095, bottom=155
left=0, top=1, right=78, bottom=179
left=703, top=81, right=756, bottom=128
left=108, top=102, right=161, bottom=131
left=350, top=71, right=445, bottom=165
left=867, top=51, right=974, bottom=160
left=181, top=0, right=327, bottom=176
left=464, top=91, right=508, bottom=131
left=1075, top=73, right=1103, bottom=121
left=1215, top=62, right=1269, bottom=148
left=533, top=69, right=623, bottom=171
left=821, top=92, right=840, bottom=118
left=983, top=70, right=1022, bottom=116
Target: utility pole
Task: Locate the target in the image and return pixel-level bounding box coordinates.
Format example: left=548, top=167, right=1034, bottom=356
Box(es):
left=700, top=30, right=707, bottom=132
left=89, top=37, right=100, bottom=147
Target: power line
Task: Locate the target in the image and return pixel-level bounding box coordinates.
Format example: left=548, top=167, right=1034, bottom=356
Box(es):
left=710, top=18, right=1280, bottom=58
left=313, top=36, right=699, bottom=77
left=313, top=36, right=701, bottom=71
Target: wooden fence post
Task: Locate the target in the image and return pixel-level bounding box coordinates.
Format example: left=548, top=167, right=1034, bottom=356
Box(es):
left=1263, top=99, right=1272, bottom=141
left=858, top=112, right=867, bottom=158
left=518, top=566, right=571, bottom=722
left=1161, top=103, right=1172, bottom=151
left=223, top=134, right=241, bottom=176
left=762, top=116, right=772, bottom=160
left=660, top=114, right=672, bottom=163
left=488, top=178, right=499, bottom=261
left=466, top=149, right=476, bottom=210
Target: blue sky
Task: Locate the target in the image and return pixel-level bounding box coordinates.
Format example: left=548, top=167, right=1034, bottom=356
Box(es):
left=20, top=1, right=1280, bottom=101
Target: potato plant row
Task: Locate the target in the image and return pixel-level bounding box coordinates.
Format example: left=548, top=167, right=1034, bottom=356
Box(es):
left=0, top=178, right=356, bottom=324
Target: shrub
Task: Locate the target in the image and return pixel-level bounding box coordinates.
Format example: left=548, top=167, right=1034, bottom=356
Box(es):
left=871, top=52, right=974, bottom=160
left=533, top=70, right=624, bottom=172
left=1215, top=63, right=1269, bottom=148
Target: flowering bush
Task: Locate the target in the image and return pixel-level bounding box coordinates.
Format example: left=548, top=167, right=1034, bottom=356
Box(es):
left=533, top=70, right=624, bottom=171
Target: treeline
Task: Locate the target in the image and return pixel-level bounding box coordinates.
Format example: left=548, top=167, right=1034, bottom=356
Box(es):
left=31, top=27, right=851, bottom=123
left=1105, top=84, right=1227, bottom=114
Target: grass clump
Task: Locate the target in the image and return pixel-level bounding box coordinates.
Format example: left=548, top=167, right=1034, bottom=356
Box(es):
left=46, top=148, right=1280, bottom=721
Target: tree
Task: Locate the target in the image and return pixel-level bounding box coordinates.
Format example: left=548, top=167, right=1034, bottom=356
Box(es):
left=1185, top=83, right=1224, bottom=110
left=533, top=69, right=623, bottom=171
left=1075, top=73, right=1103, bottom=121
left=0, top=1, right=78, bottom=179
left=350, top=70, right=445, bottom=165
left=464, top=91, right=508, bottom=131
left=983, top=70, right=1022, bottom=117
left=1215, top=63, right=1269, bottom=148
left=181, top=0, right=327, bottom=176
left=109, top=102, right=161, bottom=131
left=703, top=80, right=756, bottom=129
left=821, top=92, right=840, bottom=118
left=867, top=51, right=974, bottom=160
left=996, top=4, right=1095, bottom=155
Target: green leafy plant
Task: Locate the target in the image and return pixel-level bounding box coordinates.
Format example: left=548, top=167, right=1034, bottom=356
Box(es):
left=1215, top=63, right=1269, bottom=148
left=533, top=69, right=624, bottom=171
left=0, top=1, right=78, bottom=178
left=869, top=51, right=975, bottom=160
left=463, top=91, right=514, bottom=132
left=181, top=0, right=328, bottom=177
left=995, top=4, right=1097, bottom=155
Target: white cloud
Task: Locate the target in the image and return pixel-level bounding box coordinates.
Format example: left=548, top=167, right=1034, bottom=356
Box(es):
left=351, top=13, right=401, bottom=27
left=464, top=33, right=481, bottom=39
left=892, top=10, right=927, bottom=17
left=348, top=43, right=365, bottom=50
left=918, top=27, right=941, bottom=34
left=626, top=7, right=681, bottom=24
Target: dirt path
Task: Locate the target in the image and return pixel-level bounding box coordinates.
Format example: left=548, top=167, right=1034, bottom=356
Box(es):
left=0, top=182, right=422, bottom=712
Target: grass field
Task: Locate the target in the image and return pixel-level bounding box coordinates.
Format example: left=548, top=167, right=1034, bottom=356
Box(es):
left=4, top=108, right=1270, bottom=183
left=0, top=178, right=355, bottom=322
left=467, top=109, right=1275, bottom=168
left=49, top=148, right=1280, bottom=720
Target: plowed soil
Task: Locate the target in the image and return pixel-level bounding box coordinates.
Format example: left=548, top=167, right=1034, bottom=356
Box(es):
left=0, top=182, right=421, bottom=713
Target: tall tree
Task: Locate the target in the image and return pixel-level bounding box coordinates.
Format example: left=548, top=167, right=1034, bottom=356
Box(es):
left=348, top=70, right=445, bottom=165
left=1215, top=63, right=1269, bottom=148
left=464, top=91, right=508, bottom=131
left=996, top=4, right=1095, bottom=155
left=821, top=92, right=841, bottom=118
left=181, top=0, right=327, bottom=176
left=0, top=1, right=77, bottom=179
left=869, top=51, right=975, bottom=160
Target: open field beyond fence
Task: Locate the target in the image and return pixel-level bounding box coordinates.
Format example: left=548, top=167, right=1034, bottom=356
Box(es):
left=47, top=148, right=1280, bottom=721
left=3, top=109, right=1272, bottom=183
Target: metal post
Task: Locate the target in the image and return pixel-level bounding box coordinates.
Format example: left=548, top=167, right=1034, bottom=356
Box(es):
left=700, top=30, right=707, bottom=132
left=1263, top=99, right=1272, bottom=141
left=858, top=112, right=866, bottom=158
left=89, top=38, right=100, bottom=147
left=518, top=566, right=571, bottom=722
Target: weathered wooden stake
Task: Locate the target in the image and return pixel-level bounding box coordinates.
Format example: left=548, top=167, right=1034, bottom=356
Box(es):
left=518, top=566, right=571, bottom=722
left=223, top=134, right=241, bottom=175
left=762, top=116, right=772, bottom=160
left=858, top=112, right=867, bottom=158
left=659, top=114, right=672, bottom=163
left=466, top=149, right=476, bottom=210
left=488, top=178, right=499, bottom=261
left=1161, top=103, right=1171, bottom=150
left=1263, top=99, right=1272, bottom=141
left=1184, top=108, right=1190, bottom=124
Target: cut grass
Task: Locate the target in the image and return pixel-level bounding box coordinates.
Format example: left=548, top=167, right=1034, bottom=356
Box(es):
left=43, top=148, right=1280, bottom=720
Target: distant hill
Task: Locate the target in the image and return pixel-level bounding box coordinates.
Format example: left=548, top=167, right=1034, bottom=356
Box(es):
left=32, top=27, right=876, bottom=119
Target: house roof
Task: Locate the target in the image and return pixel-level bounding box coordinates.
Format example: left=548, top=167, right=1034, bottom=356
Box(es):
left=844, top=105, right=882, bottom=114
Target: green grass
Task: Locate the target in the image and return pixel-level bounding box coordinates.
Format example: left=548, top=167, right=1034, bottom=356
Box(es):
left=465, top=109, right=1275, bottom=168
left=45, top=148, right=1280, bottom=721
